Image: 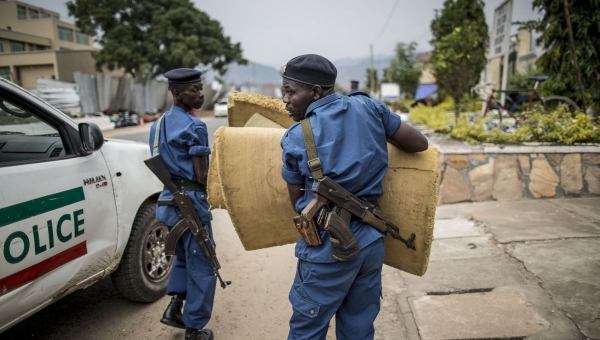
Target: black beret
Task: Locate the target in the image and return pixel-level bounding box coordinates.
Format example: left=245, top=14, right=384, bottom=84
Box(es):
left=164, top=68, right=202, bottom=84
left=282, top=54, right=337, bottom=87
left=351, top=80, right=359, bottom=84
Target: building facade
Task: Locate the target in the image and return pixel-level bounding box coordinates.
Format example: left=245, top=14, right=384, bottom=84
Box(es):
left=486, top=28, right=544, bottom=89
left=0, top=0, right=99, bottom=89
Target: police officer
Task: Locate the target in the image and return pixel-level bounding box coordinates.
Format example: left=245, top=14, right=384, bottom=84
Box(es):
left=348, top=80, right=360, bottom=94
left=149, top=68, right=215, bottom=340
left=280, top=54, right=428, bottom=340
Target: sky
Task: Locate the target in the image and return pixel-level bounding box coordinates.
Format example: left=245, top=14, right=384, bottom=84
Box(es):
left=20, top=0, right=542, bottom=69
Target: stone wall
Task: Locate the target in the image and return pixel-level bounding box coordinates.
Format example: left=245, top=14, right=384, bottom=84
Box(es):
left=438, top=151, right=600, bottom=204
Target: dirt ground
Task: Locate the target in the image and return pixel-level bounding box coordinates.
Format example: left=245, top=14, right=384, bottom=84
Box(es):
left=1, top=209, right=407, bottom=340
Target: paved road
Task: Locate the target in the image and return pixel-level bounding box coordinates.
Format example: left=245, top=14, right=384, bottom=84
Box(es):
left=102, top=115, right=228, bottom=145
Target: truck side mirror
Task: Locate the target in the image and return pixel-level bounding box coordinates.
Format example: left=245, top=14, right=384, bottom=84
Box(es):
left=79, top=123, right=104, bottom=153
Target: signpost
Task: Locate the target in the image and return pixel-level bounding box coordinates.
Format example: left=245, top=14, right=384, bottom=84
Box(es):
left=489, top=0, right=513, bottom=123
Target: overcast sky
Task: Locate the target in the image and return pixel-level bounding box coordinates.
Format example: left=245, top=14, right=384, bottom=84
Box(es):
left=21, top=0, right=541, bottom=68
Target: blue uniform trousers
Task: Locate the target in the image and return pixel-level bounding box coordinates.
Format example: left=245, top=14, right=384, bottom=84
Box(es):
left=287, top=238, right=385, bottom=340
left=166, top=226, right=217, bottom=330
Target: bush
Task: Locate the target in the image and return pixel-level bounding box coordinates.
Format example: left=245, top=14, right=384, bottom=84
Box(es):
left=517, top=107, right=600, bottom=144
left=449, top=115, right=524, bottom=144
left=412, top=104, right=600, bottom=145
left=410, top=98, right=454, bottom=131
left=394, top=99, right=414, bottom=113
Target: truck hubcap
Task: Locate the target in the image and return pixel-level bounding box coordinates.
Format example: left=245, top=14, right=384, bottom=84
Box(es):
left=143, top=223, right=172, bottom=282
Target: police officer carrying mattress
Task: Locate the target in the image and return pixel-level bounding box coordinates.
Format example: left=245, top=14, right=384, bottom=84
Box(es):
left=148, top=68, right=215, bottom=340
left=280, top=54, right=428, bottom=340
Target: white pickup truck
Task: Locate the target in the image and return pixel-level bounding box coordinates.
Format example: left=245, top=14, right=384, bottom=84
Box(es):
left=0, top=78, right=168, bottom=333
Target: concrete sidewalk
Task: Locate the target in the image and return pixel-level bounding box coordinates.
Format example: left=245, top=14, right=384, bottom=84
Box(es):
left=205, top=197, right=599, bottom=340
left=396, top=197, right=600, bottom=340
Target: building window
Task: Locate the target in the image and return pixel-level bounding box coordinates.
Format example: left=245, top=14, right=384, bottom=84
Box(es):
left=41, top=12, right=51, bottom=19
left=530, top=30, right=540, bottom=53
left=10, top=41, right=25, bottom=52
left=37, top=45, right=46, bottom=51
left=75, top=32, right=89, bottom=45
left=28, top=44, right=35, bottom=51
left=28, top=8, right=39, bottom=19
left=53, top=15, right=59, bottom=20
left=0, top=40, right=3, bottom=53
left=0, top=68, right=11, bottom=81
left=17, top=5, right=27, bottom=20
left=58, top=26, right=73, bottom=42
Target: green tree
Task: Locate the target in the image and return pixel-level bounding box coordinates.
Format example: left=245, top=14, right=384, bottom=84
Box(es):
left=507, top=63, right=540, bottom=90
left=519, top=0, right=600, bottom=114
left=365, top=68, right=379, bottom=94
left=385, top=42, right=422, bottom=99
left=67, top=0, right=247, bottom=82
left=430, top=0, right=488, bottom=119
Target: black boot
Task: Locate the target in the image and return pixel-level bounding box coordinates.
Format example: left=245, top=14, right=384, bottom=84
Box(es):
left=160, top=294, right=185, bottom=329
left=185, top=328, right=214, bottom=340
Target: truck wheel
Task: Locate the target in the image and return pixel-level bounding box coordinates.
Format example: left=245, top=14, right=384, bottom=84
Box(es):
left=111, top=202, right=173, bottom=302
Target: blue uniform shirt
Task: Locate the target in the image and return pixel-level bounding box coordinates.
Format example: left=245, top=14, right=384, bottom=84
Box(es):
left=280, top=92, right=401, bottom=263
left=148, top=105, right=213, bottom=228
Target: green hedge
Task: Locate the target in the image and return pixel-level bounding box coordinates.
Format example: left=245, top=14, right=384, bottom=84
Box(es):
left=410, top=101, right=600, bottom=145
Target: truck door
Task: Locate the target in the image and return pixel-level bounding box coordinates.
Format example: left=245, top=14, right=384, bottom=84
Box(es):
left=0, top=89, right=119, bottom=330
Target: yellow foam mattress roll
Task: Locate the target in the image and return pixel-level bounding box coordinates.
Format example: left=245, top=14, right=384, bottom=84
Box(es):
left=208, top=92, right=438, bottom=276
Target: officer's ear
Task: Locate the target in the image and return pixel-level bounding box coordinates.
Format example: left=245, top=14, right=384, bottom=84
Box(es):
left=312, top=85, right=323, bottom=100
left=172, top=89, right=182, bottom=100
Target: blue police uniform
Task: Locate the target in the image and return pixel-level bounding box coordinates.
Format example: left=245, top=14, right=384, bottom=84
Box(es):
left=281, top=91, right=401, bottom=340
left=148, top=105, right=216, bottom=330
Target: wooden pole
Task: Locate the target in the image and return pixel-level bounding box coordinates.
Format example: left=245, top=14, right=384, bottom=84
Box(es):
left=563, top=0, right=587, bottom=112
left=370, top=44, right=375, bottom=96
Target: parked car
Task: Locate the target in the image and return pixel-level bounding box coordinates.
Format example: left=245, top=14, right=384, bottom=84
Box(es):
left=104, top=109, right=141, bottom=128
left=0, top=78, right=167, bottom=332
left=214, top=100, right=228, bottom=117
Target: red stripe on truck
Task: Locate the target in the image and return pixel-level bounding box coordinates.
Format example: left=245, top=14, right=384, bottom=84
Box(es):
left=0, top=241, right=87, bottom=296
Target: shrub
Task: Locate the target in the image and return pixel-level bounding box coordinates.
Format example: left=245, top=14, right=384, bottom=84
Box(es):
left=410, top=98, right=454, bottom=131
left=393, top=99, right=414, bottom=113
left=411, top=104, right=600, bottom=145
left=517, top=107, right=600, bottom=144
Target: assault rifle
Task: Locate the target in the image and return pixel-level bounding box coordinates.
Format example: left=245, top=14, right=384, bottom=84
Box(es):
left=144, top=154, right=231, bottom=289
left=303, top=176, right=416, bottom=250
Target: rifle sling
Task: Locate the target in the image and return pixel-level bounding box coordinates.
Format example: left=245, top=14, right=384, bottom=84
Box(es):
left=152, top=115, right=165, bottom=156
left=301, top=118, right=323, bottom=179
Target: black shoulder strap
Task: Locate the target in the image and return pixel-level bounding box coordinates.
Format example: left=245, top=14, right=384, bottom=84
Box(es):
left=300, top=118, right=323, bottom=179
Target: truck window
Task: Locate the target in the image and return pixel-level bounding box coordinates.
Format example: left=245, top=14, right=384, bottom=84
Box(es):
left=0, top=96, right=69, bottom=164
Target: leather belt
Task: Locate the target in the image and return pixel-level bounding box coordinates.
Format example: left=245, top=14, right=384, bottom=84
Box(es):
left=165, top=179, right=206, bottom=193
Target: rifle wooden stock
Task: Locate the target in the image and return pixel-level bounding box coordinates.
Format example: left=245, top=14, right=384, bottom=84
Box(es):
left=361, top=211, right=388, bottom=233
left=144, top=155, right=178, bottom=194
